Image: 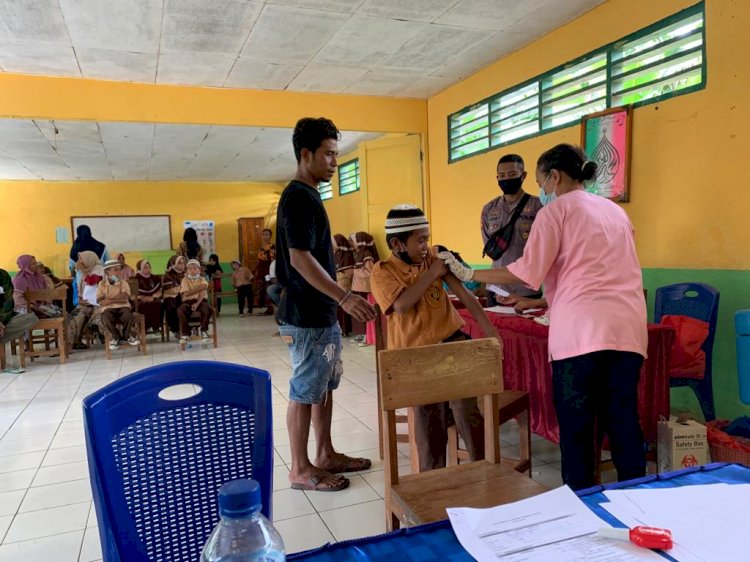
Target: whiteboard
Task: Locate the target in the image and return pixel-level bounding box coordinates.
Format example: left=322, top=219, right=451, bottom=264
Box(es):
left=71, top=216, right=172, bottom=252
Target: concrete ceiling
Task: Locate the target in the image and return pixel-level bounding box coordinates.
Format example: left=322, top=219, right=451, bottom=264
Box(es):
left=0, top=0, right=605, bottom=98
left=0, top=119, right=380, bottom=181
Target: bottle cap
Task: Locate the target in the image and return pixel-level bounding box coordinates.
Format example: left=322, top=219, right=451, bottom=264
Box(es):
left=218, top=479, right=262, bottom=518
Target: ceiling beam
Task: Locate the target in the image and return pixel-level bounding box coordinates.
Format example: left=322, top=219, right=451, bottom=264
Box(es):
left=0, top=73, right=427, bottom=134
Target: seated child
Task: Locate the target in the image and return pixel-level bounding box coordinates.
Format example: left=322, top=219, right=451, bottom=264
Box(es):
left=370, top=205, right=499, bottom=472
left=177, top=259, right=213, bottom=343
left=230, top=260, right=254, bottom=317
left=162, top=256, right=185, bottom=339
left=97, top=260, right=140, bottom=351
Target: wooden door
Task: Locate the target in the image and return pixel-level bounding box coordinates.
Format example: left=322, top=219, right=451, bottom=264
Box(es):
left=362, top=135, right=424, bottom=256
left=237, top=217, right=266, bottom=271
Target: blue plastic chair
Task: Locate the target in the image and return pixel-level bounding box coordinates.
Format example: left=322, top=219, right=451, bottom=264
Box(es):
left=654, top=283, right=720, bottom=421
left=83, top=361, right=274, bottom=562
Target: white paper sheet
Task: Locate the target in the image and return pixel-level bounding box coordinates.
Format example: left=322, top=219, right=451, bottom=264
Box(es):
left=484, top=306, right=519, bottom=315
left=448, top=486, right=663, bottom=561
left=600, top=503, right=704, bottom=562
left=600, top=483, right=750, bottom=562
left=81, top=284, right=98, bottom=306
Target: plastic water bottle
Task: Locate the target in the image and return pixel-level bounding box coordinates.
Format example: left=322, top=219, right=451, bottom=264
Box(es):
left=201, top=479, right=285, bottom=562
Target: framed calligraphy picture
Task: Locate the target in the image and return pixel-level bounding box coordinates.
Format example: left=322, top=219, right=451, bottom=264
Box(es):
left=581, top=106, right=632, bottom=203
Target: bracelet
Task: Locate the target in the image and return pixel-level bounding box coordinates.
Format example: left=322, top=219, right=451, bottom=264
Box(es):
left=338, top=291, right=352, bottom=306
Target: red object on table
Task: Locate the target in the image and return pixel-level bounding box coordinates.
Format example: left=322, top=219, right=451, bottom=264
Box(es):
left=458, top=309, right=675, bottom=444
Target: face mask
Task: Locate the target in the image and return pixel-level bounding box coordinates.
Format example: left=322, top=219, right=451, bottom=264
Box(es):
left=498, top=176, right=523, bottom=195
left=108, top=274, right=119, bottom=283
left=187, top=273, right=201, bottom=280
left=397, top=251, right=414, bottom=265
left=395, top=243, right=415, bottom=266
left=538, top=173, right=557, bottom=207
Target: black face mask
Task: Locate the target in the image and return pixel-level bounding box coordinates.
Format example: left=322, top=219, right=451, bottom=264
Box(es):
left=498, top=176, right=524, bottom=195
left=397, top=250, right=415, bottom=265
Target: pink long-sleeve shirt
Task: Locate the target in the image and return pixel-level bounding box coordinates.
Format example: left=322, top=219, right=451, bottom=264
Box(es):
left=507, top=190, right=648, bottom=361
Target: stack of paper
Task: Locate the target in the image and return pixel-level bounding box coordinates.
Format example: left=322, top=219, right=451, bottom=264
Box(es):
left=448, top=486, right=663, bottom=561
left=602, top=483, right=750, bottom=562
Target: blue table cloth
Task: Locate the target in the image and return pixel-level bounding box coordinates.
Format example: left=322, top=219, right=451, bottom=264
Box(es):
left=288, top=463, right=749, bottom=561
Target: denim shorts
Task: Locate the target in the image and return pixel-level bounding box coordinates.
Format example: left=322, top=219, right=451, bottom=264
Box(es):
left=279, top=323, right=343, bottom=404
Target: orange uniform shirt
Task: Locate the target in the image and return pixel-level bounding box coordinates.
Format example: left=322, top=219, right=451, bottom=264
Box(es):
left=370, top=252, right=464, bottom=350
left=96, top=279, right=131, bottom=311
left=231, top=266, right=254, bottom=287
left=180, top=277, right=208, bottom=303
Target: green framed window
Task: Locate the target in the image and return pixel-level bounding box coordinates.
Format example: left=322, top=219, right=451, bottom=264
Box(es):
left=319, top=181, right=332, bottom=201
left=541, top=52, right=607, bottom=130
left=449, top=102, right=489, bottom=161
left=491, top=82, right=539, bottom=147
left=447, top=2, right=705, bottom=163
left=610, top=9, right=704, bottom=106
left=338, top=159, right=360, bottom=195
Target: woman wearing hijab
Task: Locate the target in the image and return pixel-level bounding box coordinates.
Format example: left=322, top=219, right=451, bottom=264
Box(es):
left=134, top=260, right=162, bottom=333
left=12, top=255, right=57, bottom=316
left=333, top=234, right=355, bottom=336
left=69, top=225, right=109, bottom=306
left=351, top=232, right=379, bottom=293
left=66, top=251, right=105, bottom=350
left=69, top=225, right=108, bottom=272
left=333, top=234, right=355, bottom=292
left=116, top=253, right=135, bottom=281
left=178, top=227, right=204, bottom=264
left=162, top=255, right=186, bottom=339
left=350, top=232, right=379, bottom=345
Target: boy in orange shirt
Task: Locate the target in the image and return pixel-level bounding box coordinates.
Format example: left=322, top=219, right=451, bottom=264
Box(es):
left=370, top=205, right=499, bottom=472
left=230, top=260, right=254, bottom=317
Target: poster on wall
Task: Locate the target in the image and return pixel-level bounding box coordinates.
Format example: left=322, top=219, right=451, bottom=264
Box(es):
left=183, top=220, right=215, bottom=260
left=581, top=106, right=632, bottom=203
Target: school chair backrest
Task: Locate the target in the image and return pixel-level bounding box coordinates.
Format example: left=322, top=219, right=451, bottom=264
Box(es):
left=24, top=286, right=69, bottom=314
left=127, top=278, right=138, bottom=299
left=378, top=338, right=544, bottom=530
left=654, top=282, right=720, bottom=420
left=83, top=361, right=274, bottom=562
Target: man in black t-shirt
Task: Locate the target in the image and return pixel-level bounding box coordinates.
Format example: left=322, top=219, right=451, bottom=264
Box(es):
left=277, top=117, right=376, bottom=492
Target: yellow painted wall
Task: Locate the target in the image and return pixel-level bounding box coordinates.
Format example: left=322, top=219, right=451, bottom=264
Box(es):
left=0, top=181, right=283, bottom=275
left=0, top=73, right=427, bottom=134
left=324, top=135, right=424, bottom=258
left=427, top=0, right=750, bottom=270
left=322, top=148, right=367, bottom=239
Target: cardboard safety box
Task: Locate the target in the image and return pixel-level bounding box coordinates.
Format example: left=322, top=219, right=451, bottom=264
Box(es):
left=658, top=414, right=709, bottom=473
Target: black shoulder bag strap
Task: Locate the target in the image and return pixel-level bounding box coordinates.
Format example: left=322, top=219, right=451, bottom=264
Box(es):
left=482, top=193, right=531, bottom=259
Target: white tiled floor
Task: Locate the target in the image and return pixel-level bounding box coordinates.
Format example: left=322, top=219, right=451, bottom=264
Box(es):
left=0, top=313, right=570, bottom=560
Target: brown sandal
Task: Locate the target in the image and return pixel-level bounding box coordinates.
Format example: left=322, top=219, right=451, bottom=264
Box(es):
left=290, top=474, right=350, bottom=492
left=323, top=454, right=373, bottom=474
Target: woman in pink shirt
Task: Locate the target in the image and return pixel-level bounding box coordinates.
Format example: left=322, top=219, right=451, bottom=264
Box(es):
left=441, top=144, right=648, bottom=490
